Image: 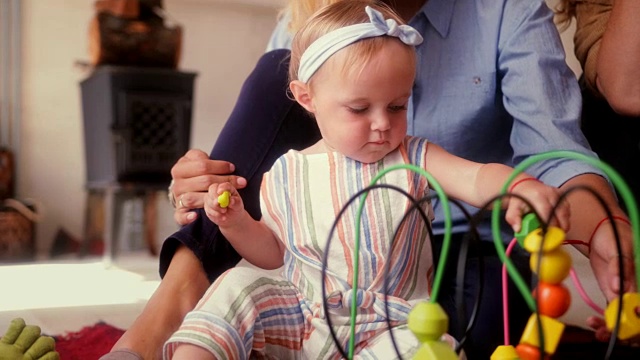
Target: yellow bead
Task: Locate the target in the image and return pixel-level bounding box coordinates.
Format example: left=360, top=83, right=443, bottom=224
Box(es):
left=412, top=340, right=458, bottom=360
left=217, top=191, right=231, bottom=208
left=408, top=302, right=449, bottom=343
left=529, top=248, right=572, bottom=284
left=519, top=314, right=565, bottom=355
left=491, top=345, right=520, bottom=360
left=604, top=292, right=640, bottom=340
left=523, top=227, right=565, bottom=253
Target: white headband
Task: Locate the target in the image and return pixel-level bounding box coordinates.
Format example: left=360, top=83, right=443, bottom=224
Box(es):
left=297, top=5, right=423, bottom=83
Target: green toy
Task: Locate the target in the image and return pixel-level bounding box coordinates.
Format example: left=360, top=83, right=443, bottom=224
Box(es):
left=0, top=318, right=59, bottom=360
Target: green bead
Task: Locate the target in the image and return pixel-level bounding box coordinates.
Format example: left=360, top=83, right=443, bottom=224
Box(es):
left=408, top=302, right=449, bottom=343
left=413, top=340, right=458, bottom=360
left=515, top=213, right=540, bottom=245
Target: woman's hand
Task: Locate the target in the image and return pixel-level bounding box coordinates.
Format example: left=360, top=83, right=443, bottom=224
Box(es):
left=589, top=218, right=636, bottom=300
left=169, top=149, right=247, bottom=225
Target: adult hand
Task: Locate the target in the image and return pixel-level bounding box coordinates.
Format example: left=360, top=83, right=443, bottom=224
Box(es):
left=586, top=315, right=640, bottom=347
left=585, top=218, right=638, bottom=343
left=169, top=149, right=247, bottom=225
left=589, top=219, right=636, bottom=302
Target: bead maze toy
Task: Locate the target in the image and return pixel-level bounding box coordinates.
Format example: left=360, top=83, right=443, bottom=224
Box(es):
left=320, top=150, right=640, bottom=359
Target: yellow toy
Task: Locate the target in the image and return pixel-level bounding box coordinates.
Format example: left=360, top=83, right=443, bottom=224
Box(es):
left=337, top=150, right=640, bottom=359
left=217, top=190, right=231, bottom=208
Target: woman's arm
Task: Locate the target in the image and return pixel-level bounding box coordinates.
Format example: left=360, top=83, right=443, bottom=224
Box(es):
left=595, top=0, right=640, bottom=116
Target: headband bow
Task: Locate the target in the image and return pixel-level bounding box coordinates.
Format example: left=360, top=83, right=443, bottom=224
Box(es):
left=297, top=5, right=423, bottom=83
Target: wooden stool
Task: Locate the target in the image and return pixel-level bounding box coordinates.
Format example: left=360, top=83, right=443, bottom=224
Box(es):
left=83, top=182, right=164, bottom=264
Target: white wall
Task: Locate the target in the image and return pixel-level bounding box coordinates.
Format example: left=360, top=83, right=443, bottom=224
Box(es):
left=17, top=0, right=283, bottom=257
left=16, top=0, right=580, bottom=258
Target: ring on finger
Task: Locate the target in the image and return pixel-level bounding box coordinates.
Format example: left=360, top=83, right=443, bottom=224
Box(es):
left=179, top=194, right=185, bottom=209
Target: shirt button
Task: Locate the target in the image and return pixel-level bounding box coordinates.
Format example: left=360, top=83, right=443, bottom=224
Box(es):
left=473, top=76, right=481, bottom=85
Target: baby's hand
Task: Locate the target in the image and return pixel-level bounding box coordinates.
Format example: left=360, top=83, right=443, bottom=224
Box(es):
left=505, top=178, right=570, bottom=233
left=204, top=182, right=244, bottom=228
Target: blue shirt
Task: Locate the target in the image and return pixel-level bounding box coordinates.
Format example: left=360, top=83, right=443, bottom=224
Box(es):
left=267, top=0, right=603, bottom=238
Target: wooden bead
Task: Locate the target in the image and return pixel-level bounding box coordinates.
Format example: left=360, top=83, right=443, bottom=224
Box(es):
left=529, top=248, right=572, bottom=284
left=408, top=302, right=448, bottom=343
left=519, top=314, right=565, bottom=355
left=490, top=345, right=520, bottom=360
left=515, top=343, right=549, bottom=360
left=604, top=292, right=640, bottom=340
left=533, top=282, right=571, bottom=318
left=523, top=226, right=565, bottom=253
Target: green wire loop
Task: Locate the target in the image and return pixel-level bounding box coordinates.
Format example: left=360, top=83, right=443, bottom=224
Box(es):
left=348, top=163, right=452, bottom=358
left=491, top=150, right=640, bottom=312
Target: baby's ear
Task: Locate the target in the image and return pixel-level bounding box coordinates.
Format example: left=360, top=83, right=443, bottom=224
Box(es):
left=289, top=80, right=315, bottom=113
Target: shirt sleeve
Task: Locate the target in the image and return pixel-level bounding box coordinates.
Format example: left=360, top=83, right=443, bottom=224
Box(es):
left=265, top=10, right=293, bottom=52
left=498, top=0, right=607, bottom=187
left=573, top=0, right=612, bottom=96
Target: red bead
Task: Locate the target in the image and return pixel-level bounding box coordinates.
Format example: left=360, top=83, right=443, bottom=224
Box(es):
left=533, top=282, right=571, bottom=318
left=515, top=343, right=549, bottom=360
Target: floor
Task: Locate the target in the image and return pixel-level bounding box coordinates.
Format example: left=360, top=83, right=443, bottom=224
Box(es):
left=0, top=246, right=624, bottom=355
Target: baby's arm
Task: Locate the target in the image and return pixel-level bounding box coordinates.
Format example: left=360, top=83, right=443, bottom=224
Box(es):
left=204, top=182, right=285, bottom=269
left=425, top=144, right=570, bottom=233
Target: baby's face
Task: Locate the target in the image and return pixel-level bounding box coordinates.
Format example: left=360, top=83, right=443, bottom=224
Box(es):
left=310, top=40, right=416, bottom=163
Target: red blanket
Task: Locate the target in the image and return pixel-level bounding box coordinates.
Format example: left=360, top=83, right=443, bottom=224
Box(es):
left=54, top=322, right=125, bottom=360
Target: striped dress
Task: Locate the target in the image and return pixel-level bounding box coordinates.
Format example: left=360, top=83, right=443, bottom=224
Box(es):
left=164, top=136, right=456, bottom=359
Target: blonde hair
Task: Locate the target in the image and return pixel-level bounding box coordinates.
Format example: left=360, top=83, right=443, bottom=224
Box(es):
left=288, top=0, right=416, bottom=84
left=553, top=0, right=577, bottom=32
left=286, top=0, right=343, bottom=35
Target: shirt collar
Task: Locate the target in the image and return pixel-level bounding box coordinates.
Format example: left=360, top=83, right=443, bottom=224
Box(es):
left=418, top=0, right=457, bottom=38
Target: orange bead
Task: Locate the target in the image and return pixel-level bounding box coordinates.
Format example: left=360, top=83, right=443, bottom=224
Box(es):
left=533, top=282, right=571, bottom=318
left=515, top=343, right=549, bottom=360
